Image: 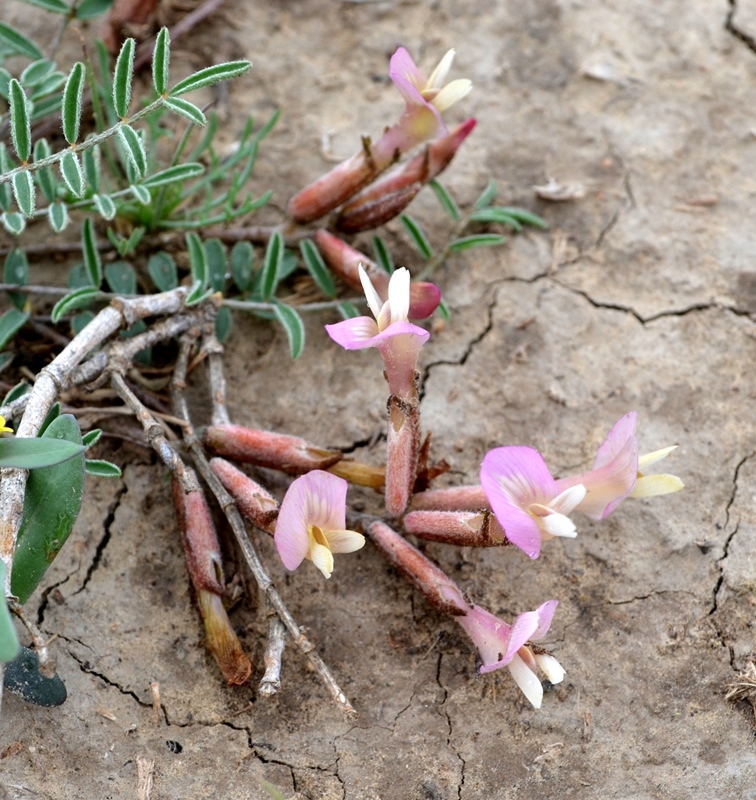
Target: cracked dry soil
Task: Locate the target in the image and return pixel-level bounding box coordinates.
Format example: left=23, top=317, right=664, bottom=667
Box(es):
left=3, top=1, right=756, bottom=798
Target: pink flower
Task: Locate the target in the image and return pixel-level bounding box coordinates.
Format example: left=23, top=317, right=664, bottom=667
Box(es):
left=456, top=600, right=565, bottom=708
left=480, top=446, right=586, bottom=559
left=325, top=266, right=430, bottom=401
left=554, top=412, right=684, bottom=520
left=274, top=471, right=364, bottom=579
left=387, top=48, right=472, bottom=152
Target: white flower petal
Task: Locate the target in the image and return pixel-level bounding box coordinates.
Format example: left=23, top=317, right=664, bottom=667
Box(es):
left=359, top=264, right=384, bottom=321
left=537, top=510, right=578, bottom=539
left=549, top=483, right=587, bottom=515
left=308, top=540, right=334, bottom=579
left=432, top=79, right=473, bottom=112
left=638, top=445, right=677, bottom=469
left=630, top=474, right=684, bottom=498
left=325, top=529, right=366, bottom=554
left=508, top=652, right=543, bottom=709
left=388, top=267, right=411, bottom=323
left=535, top=653, right=565, bottom=685
left=426, top=49, right=455, bottom=90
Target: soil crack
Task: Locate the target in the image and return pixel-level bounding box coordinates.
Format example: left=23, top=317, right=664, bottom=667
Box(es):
left=725, top=0, right=756, bottom=54
left=419, top=286, right=497, bottom=401
left=71, top=480, right=129, bottom=598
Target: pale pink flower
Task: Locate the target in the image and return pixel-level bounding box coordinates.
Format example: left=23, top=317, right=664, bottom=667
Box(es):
left=480, top=446, right=586, bottom=559
left=275, top=471, right=364, bottom=579
left=386, top=48, right=472, bottom=152
left=325, top=266, right=430, bottom=401
left=554, top=412, right=684, bottom=520
left=456, top=600, right=564, bottom=709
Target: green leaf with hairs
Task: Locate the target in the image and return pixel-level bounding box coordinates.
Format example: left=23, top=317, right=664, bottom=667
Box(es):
left=1, top=212, right=26, bottom=236
left=60, top=151, right=84, bottom=197
left=0, top=23, right=43, bottom=60
left=163, top=96, right=206, bottom=126
left=400, top=214, right=433, bottom=260
left=0, top=308, right=28, bottom=349
left=152, top=27, right=170, bottom=96
left=9, top=79, right=31, bottom=162
left=82, top=218, right=101, bottom=287
left=11, top=171, right=35, bottom=217
left=170, top=60, right=251, bottom=97
left=112, top=38, right=135, bottom=119
left=273, top=302, right=305, bottom=359
left=118, top=124, right=147, bottom=178
left=51, top=287, right=99, bottom=322
left=61, top=62, right=85, bottom=145
left=261, top=230, right=283, bottom=301
left=300, top=239, right=336, bottom=298
left=48, top=201, right=69, bottom=232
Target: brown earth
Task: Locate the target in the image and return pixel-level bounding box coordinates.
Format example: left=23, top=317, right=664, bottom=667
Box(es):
left=2, top=0, right=756, bottom=798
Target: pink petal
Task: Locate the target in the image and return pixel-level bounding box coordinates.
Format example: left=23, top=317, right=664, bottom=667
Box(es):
left=274, top=479, right=311, bottom=571
left=456, top=604, right=513, bottom=669
left=274, top=471, right=348, bottom=570
left=325, top=317, right=381, bottom=350
left=530, top=600, right=559, bottom=641
left=593, top=412, right=637, bottom=469
left=298, top=470, right=348, bottom=531
left=504, top=609, right=543, bottom=661
left=480, top=446, right=559, bottom=558
left=389, top=47, right=425, bottom=102
left=481, top=446, right=558, bottom=507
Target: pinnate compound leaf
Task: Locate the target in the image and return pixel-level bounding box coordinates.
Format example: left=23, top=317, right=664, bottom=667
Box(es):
left=112, top=37, right=135, bottom=119
left=169, top=60, right=251, bottom=97
left=273, top=302, right=305, bottom=359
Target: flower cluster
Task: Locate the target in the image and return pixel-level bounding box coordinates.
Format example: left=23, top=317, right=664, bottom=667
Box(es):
left=210, top=46, right=683, bottom=710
